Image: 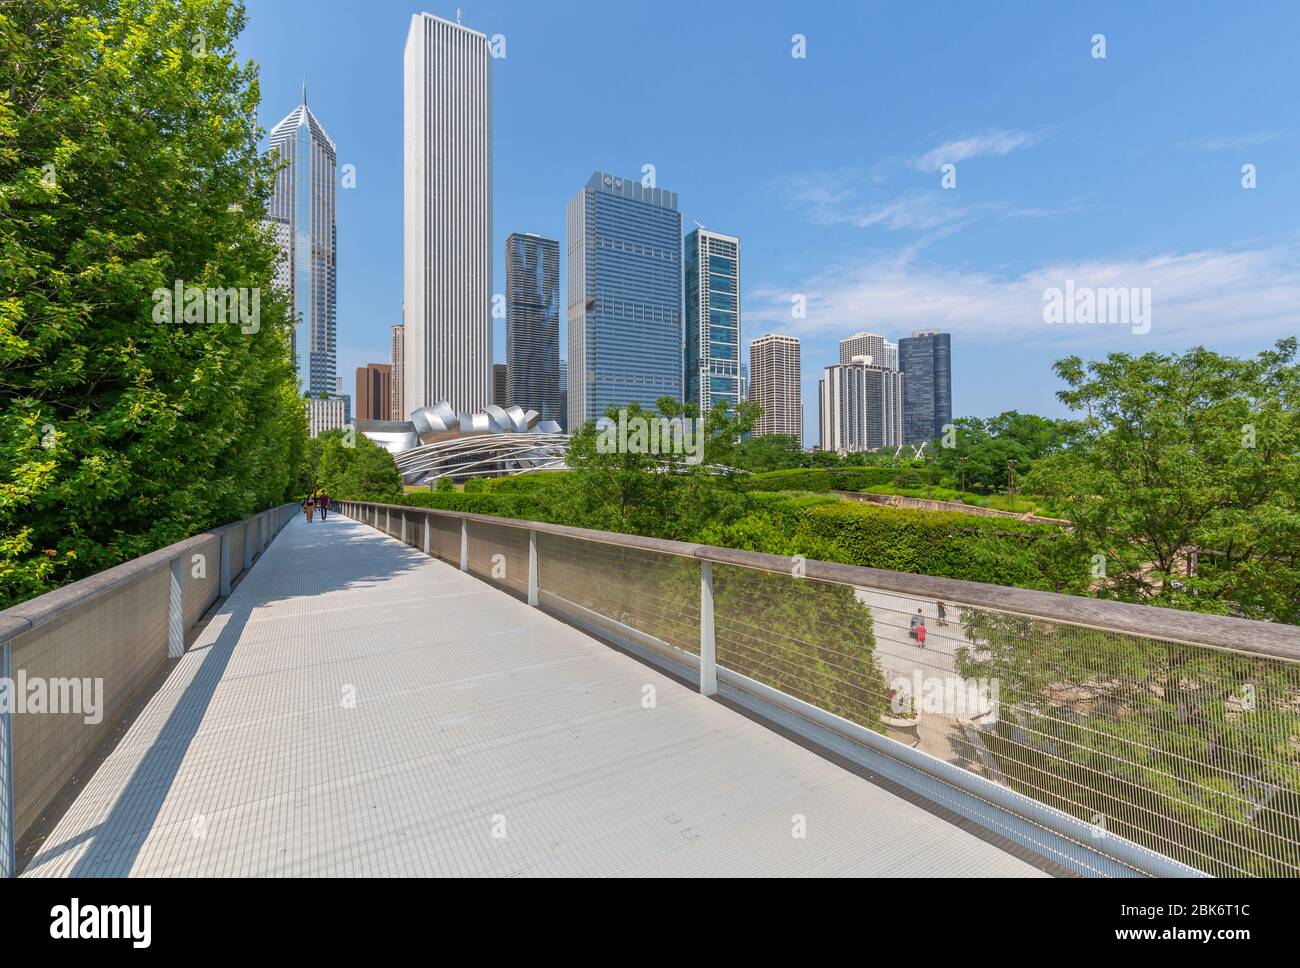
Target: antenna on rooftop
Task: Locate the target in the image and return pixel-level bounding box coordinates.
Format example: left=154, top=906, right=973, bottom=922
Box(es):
left=456, top=7, right=462, bottom=24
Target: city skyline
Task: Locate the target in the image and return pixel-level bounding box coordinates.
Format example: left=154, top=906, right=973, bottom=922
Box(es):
left=238, top=2, right=1300, bottom=443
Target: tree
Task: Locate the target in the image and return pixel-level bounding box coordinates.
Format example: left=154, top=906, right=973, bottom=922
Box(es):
left=0, top=0, right=307, bottom=606
left=930, top=411, right=1078, bottom=495
left=1025, top=341, right=1299, bottom=623
left=729, top=433, right=810, bottom=472
left=562, top=399, right=749, bottom=540
left=312, top=431, right=402, bottom=500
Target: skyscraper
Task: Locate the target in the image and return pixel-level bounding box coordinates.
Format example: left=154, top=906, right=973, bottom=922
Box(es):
left=355, top=364, right=392, bottom=422
left=566, top=171, right=683, bottom=429
left=750, top=334, right=802, bottom=440
left=404, top=12, right=491, bottom=416
left=492, top=363, right=508, bottom=408
left=839, top=331, right=886, bottom=366
left=505, top=232, right=560, bottom=420
left=558, top=359, right=568, bottom=432
left=899, top=330, right=952, bottom=445
left=820, top=356, right=904, bottom=453
left=267, top=87, right=337, bottom=395
left=684, top=228, right=741, bottom=414
left=390, top=323, right=405, bottom=420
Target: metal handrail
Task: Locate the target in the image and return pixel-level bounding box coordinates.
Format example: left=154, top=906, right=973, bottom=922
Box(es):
left=340, top=499, right=1300, bottom=878
left=341, top=500, right=1300, bottom=660
left=0, top=501, right=299, bottom=877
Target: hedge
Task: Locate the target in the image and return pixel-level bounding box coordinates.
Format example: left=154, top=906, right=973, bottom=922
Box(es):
left=745, top=467, right=931, bottom=493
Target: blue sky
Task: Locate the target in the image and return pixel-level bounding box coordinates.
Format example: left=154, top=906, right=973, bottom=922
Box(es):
left=238, top=0, right=1299, bottom=441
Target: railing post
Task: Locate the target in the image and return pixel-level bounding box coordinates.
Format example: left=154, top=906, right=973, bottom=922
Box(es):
left=460, top=518, right=468, bottom=571
left=168, top=557, right=184, bottom=659
left=528, top=530, right=539, bottom=607
left=699, top=559, right=717, bottom=697
left=243, top=520, right=253, bottom=571
left=423, top=516, right=431, bottom=556
left=401, top=511, right=407, bottom=545
left=0, top=639, right=15, bottom=878
left=219, top=531, right=231, bottom=598
left=386, top=508, right=391, bottom=535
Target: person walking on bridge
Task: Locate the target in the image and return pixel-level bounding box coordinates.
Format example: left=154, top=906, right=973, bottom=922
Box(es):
left=319, top=491, right=330, bottom=521
left=303, top=493, right=316, bottom=524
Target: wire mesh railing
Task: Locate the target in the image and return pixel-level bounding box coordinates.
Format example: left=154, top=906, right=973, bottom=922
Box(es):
left=338, top=501, right=1300, bottom=877
left=0, top=502, right=298, bottom=877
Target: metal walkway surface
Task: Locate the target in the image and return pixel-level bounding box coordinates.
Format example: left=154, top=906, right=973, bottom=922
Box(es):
left=22, top=514, right=1048, bottom=877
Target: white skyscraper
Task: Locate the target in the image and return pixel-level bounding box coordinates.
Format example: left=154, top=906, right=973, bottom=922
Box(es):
left=839, top=331, right=887, bottom=366
left=820, top=356, right=904, bottom=454
left=404, top=12, right=492, bottom=416
left=750, top=334, right=802, bottom=441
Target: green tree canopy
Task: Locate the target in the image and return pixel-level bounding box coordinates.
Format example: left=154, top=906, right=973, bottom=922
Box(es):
left=0, top=0, right=306, bottom=606
left=1025, top=340, right=1299, bottom=623
left=311, top=430, right=402, bottom=501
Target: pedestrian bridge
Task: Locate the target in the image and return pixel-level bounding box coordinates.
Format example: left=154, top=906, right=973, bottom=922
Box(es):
left=2, top=502, right=1297, bottom=878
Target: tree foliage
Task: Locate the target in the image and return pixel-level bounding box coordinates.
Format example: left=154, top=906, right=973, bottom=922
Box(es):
left=1026, top=341, right=1299, bottom=623
left=0, top=0, right=308, bottom=606
left=929, top=410, right=1079, bottom=495
left=310, top=431, right=402, bottom=501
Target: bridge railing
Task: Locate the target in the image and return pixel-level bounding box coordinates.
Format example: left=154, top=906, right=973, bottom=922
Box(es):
left=340, top=499, right=1300, bottom=879
left=0, top=502, right=299, bottom=877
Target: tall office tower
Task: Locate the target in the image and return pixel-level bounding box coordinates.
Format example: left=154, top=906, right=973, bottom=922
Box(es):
left=558, top=359, right=568, bottom=431
left=884, top=340, right=899, bottom=371
left=566, top=171, right=683, bottom=430
left=684, top=228, right=741, bottom=414
left=750, top=334, right=802, bottom=440
left=267, top=87, right=337, bottom=395
left=820, top=357, right=904, bottom=453
left=899, top=329, right=952, bottom=445
left=505, top=232, right=560, bottom=420
left=404, top=12, right=491, bottom=416
left=492, top=363, right=508, bottom=407
left=355, top=364, right=392, bottom=421
left=839, top=331, right=887, bottom=367
left=390, top=324, right=405, bottom=420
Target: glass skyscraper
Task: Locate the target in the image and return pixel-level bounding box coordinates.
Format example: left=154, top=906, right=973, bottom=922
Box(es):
left=899, top=329, right=953, bottom=445
left=267, top=88, right=337, bottom=396
left=566, top=172, right=683, bottom=429
left=684, top=228, right=741, bottom=414
left=505, top=232, right=560, bottom=421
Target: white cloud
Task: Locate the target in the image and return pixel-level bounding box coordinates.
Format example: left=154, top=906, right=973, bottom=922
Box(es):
left=1188, top=130, right=1287, bottom=151
left=913, top=129, right=1041, bottom=172
left=746, top=242, right=1300, bottom=349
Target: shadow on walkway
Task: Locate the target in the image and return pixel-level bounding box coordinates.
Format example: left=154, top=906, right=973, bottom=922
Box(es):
left=27, top=516, right=424, bottom=876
